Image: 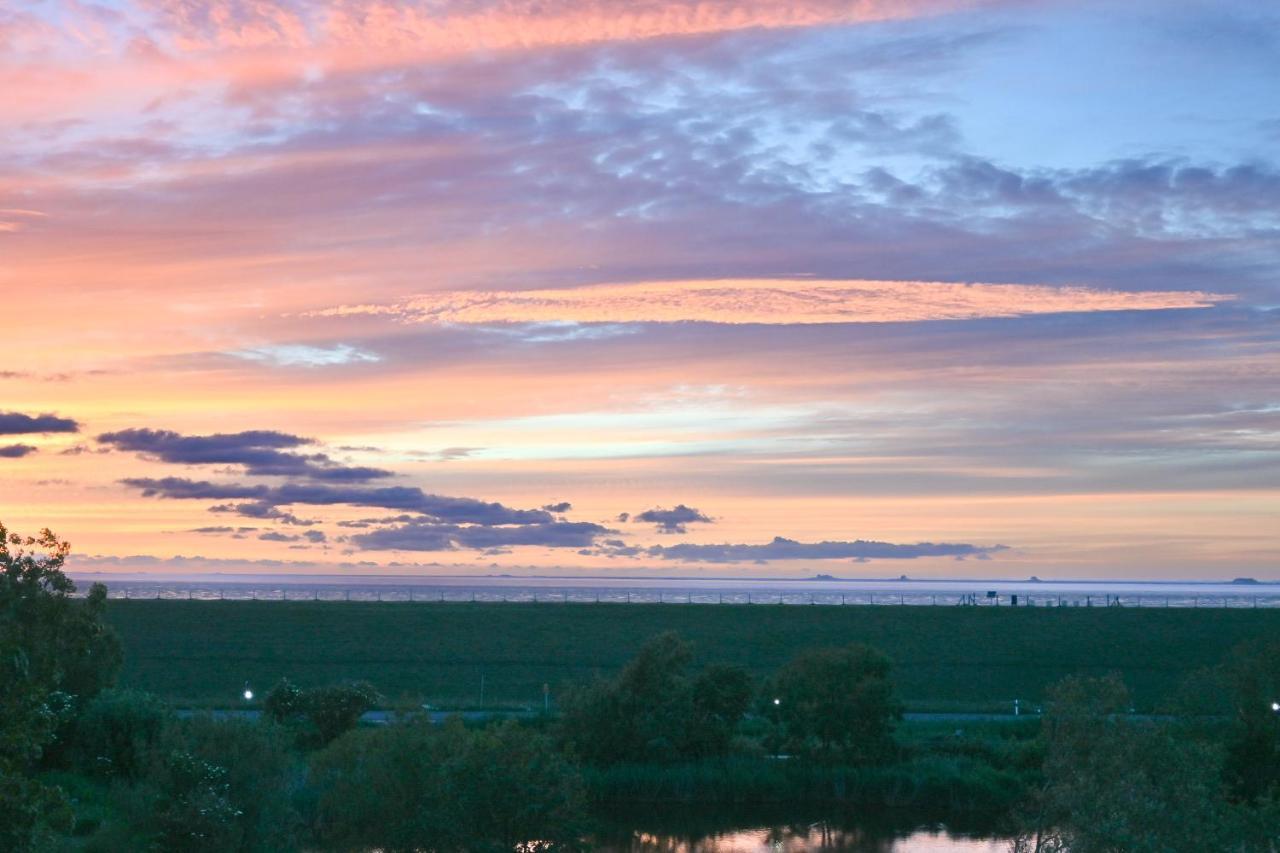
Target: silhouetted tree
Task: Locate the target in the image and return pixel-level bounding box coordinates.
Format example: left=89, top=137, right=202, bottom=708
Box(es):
left=765, top=643, right=901, bottom=762
left=0, top=521, right=121, bottom=850
left=561, top=632, right=752, bottom=763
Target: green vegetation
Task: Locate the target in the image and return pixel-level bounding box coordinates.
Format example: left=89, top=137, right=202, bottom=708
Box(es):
left=561, top=632, right=753, bottom=763
left=263, top=678, right=380, bottom=747
left=107, top=598, right=1280, bottom=710
left=311, top=719, right=586, bottom=852
left=1014, top=671, right=1280, bottom=852
left=9, top=524, right=1280, bottom=851
left=1, top=523, right=122, bottom=850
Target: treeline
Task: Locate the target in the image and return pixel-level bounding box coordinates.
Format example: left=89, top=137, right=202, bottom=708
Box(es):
left=4, top=522, right=1280, bottom=852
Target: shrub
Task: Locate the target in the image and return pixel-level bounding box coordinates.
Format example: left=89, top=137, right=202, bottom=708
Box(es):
left=74, top=689, right=168, bottom=780
left=263, top=679, right=379, bottom=748
left=310, top=719, right=586, bottom=852
left=127, top=716, right=302, bottom=852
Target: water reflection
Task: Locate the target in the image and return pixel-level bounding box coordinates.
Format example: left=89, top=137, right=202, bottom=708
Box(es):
left=596, top=823, right=1007, bottom=852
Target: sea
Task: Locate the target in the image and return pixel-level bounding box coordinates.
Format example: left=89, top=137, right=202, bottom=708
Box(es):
left=67, top=573, right=1280, bottom=608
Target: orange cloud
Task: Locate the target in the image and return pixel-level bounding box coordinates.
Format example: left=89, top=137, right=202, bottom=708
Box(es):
left=148, top=0, right=991, bottom=53
left=313, top=279, right=1231, bottom=325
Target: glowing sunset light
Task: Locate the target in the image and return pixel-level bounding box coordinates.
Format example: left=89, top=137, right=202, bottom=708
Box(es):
left=1, top=0, right=1276, bottom=581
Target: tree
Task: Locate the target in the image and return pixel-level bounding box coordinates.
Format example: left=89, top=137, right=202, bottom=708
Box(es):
left=0, top=521, right=122, bottom=850
left=1221, top=640, right=1280, bottom=802
left=765, top=643, right=901, bottom=762
left=688, top=663, right=754, bottom=757
left=1016, top=674, right=1256, bottom=853
left=560, top=632, right=752, bottom=764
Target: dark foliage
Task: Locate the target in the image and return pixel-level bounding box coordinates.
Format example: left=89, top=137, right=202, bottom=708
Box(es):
left=264, top=678, right=380, bottom=747
left=560, top=632, right=753, bottom=764
left=0, top=521, right=122, bottom=851
left=765, top=643, right=902, bottom=762
left=310, top=719, right=586, bottom=852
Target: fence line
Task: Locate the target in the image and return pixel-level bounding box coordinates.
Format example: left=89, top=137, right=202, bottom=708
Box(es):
left=90, top=586, right=1280, bottom=609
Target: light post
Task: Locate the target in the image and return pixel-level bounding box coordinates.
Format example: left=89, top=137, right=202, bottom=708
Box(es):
left=242, top=682, right=254, bottom=703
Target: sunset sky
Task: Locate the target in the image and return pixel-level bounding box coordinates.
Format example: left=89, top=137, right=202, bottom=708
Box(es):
left=2, top=0, right=1277, bottom=579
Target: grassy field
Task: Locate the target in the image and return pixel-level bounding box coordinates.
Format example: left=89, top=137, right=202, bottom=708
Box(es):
left=105, top=600, right=1280, bottom=710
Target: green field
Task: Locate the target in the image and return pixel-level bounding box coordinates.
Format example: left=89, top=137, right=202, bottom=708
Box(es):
left=106, top=600, right=1280, bottom=710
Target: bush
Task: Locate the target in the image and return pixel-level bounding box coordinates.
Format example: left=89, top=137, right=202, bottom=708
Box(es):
left=263, top=679, right=379, bottom=748
left=136, top=716, right=301, bottom=852
left=310, top=719, right=586, bottom=852
left=74, top=689, right=168, bottom=780
left=152, top=750, right=245, bottom=852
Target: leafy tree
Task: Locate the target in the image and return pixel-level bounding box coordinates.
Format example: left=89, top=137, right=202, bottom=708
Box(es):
left=765, top=643, right=901, bottom=762
left=311, top=719, right=586, bottom=852
left=0, top=521, right=121, bottom=850
left=560, top=632, right=752, bottom=763
left=1221, top=640, right=1280, bottom=802
left=688, top=663, right=754, bottom=757
left=1016, top=674, right=1268, bottom=853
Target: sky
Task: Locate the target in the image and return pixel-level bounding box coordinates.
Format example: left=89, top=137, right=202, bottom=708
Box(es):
left=1, top=0, right=1277, bottom=580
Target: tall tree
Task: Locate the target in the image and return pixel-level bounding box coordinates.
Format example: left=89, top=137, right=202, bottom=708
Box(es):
left=0, top=521, right=122, bottom=850
left=765, top=643, right=901, bottom=762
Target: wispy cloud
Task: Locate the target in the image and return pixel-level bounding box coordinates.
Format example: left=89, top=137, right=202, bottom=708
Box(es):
left=313, top=280, right=1230, bottom=326
left=231, top=344, right=381, bottom=367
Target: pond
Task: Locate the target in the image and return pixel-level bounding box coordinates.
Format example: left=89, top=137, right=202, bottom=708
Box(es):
left=590, top=807, right=1010, bottom=852
left=595, top=825, right=1008, bottom=851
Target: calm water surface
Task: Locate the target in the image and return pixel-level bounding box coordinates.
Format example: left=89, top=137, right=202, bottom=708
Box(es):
left=596, top=826, right=1007, bottom=852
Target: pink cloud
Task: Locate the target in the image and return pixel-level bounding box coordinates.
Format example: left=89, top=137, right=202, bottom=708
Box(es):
left=312, top=279, right=1232, bottom=325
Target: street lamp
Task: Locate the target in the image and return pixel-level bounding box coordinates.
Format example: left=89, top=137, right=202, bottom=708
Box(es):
left=243, top=682, right=254, bottom=702
left=1270, top=701, right=1279, bottom=713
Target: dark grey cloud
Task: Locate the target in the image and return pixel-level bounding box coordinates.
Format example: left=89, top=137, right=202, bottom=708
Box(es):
left=634, top=503, right=713, bottom=533
left=98, top=427, right=393, bottom=482
left=542, top=501, right=572, bottom=513
left=121, top=477, right=556, bottom=525
left=123, top=477, right=269, bottom=500
left=350, top=519, right=608, bottom=551
left=59, top=444, right=111, bottom=456
left=594, top=536, right=1007, bottom=563
left=0, top=443, right=38, bottom=458
left=0, top=412, right=80, bottom=435
left=208, top=502, right=320, bottom=526
left=188, top=526, right=258, bottom=536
